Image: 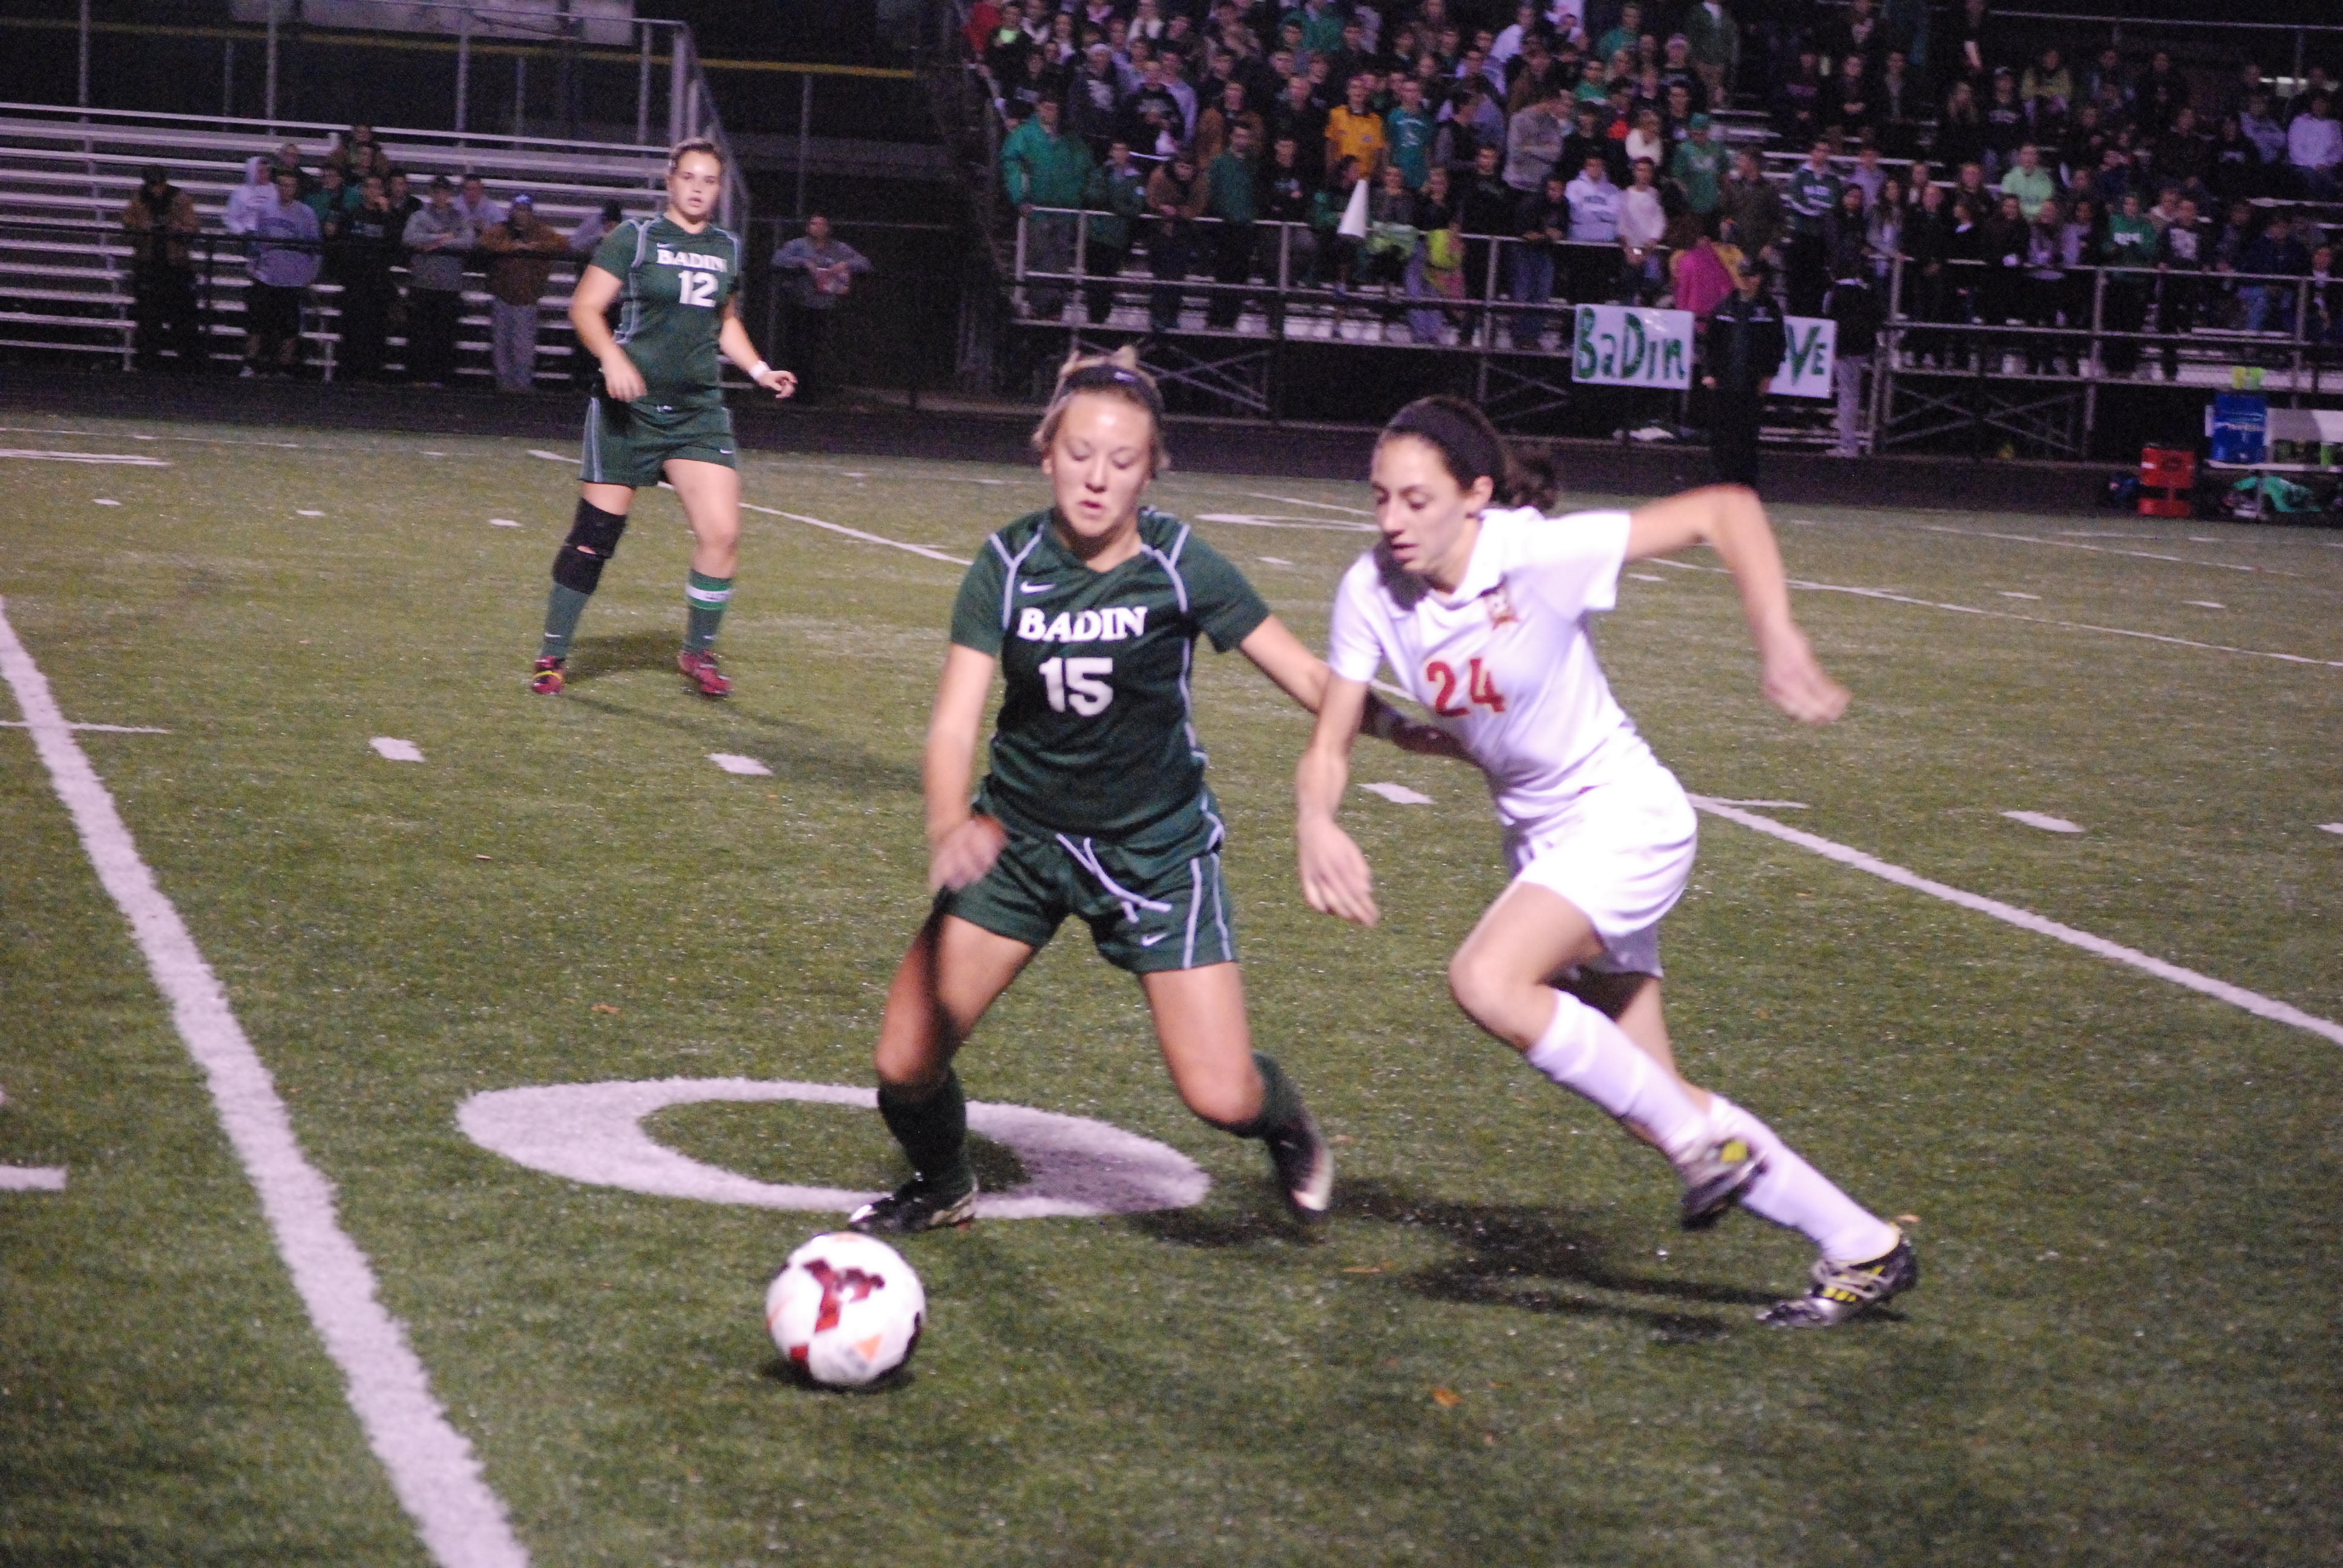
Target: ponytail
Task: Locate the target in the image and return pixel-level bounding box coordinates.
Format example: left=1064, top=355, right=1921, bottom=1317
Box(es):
left=1377, top=395, right=1558, bottom=512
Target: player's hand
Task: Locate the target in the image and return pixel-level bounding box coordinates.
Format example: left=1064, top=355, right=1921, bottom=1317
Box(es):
left=756, top=366, right=798, bottom=399
left=598, top=352, right=646, bottom=402
left=1297, top=816, right=1378, bottom=927
left=929, top=813, right=1007, bottom=893
left=1758, top=623, right=1849, bottom=725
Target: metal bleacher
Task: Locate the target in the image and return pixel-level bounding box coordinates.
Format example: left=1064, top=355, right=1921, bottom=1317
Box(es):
left=0, top=102, right=700, bottom=382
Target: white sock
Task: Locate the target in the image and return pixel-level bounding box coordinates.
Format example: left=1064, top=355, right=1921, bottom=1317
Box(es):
left=1708, top=1096, right=1900, bottom=1263
left=1522, top=988, right=1708, bottom=1161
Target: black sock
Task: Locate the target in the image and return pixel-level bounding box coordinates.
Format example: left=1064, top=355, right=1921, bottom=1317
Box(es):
left=1206, top=1052, right=1305, bottom=1140
left=877, top=1070, right=974, bottom=1197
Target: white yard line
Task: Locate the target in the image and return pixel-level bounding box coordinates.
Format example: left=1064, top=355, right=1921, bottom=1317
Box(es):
left=370, top=737, right=425, bottom=762
left=1359, top=781, right=1432, bottom=805
left=1240, top=492, right=1372, bottom=516
left=0, top=599, right=529, bottom=1568
left=0, top=720, right=170, bottom=734
left=1195, top=512, right=1376, bottom=532
left=1645, top=557, right=2343, bottom=668
left=738, top=503, right=972, bottom=566
left=1915, top=523, right=2299, bottom=577
left=2002, top=810, right=2084, bottom=833
left=1689, top=796, right=2343, bottom=1048
left=0, top=449, right=171, bottom=465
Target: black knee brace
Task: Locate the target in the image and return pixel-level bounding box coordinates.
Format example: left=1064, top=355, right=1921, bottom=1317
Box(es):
left=552, top=498, right=629, bottom=595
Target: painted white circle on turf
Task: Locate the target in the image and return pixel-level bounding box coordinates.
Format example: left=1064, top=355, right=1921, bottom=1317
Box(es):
left=456, top=1077, right=1210, bottom=1218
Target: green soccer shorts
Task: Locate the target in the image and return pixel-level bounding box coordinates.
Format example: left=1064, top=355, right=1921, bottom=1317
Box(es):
left=945, top=800, right=1237, bottom=975
left=578, top=396, right=737, bottom=488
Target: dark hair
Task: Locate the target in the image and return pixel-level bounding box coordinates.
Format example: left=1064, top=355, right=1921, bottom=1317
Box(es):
left=667, top=136, right=726, bottom=174
left=1379, top=396, right=1556, bottom=511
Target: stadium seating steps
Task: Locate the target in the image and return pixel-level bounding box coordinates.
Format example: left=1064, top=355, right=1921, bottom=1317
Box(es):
left=0, top=102, right=674, bottom=378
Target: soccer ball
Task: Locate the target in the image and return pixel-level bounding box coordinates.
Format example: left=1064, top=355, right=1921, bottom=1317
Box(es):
left=764, top=1232, right=926, bottom=1388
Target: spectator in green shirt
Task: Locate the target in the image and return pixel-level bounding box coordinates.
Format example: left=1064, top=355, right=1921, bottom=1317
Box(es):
left=1003, top=99, right=1096, bottom=320
left=2100, top=191, right=2158, bottom=375
left=1998, top=143, right=2056, bottom=221
left=1671, top=113, right=1724, bottom=217
left=1205, top=124, right=1262, bottom=327
left=1384, top=76, right=1435, bottom=191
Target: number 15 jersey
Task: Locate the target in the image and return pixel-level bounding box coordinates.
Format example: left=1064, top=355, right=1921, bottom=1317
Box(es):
left=1327, top=506, right=1665, bottom=836
left=951, top=508, right=1270, bottom=839
left=587, top=215, right=743, bottom=411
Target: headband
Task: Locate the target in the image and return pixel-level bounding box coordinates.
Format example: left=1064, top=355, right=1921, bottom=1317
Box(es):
left=1384, top=400, right=1504, bottom=490
left=1057, top=361, right=1165, bottom=422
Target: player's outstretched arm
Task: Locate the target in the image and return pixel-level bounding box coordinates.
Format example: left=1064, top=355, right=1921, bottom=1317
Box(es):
left=568, top=266, right=647, bottom=402
left=1295, top=675, right=1381, bottom=927
left=924, top=645, right=1006, bottom=893
left=1625, top=485, right=1849, bottom=725
left=1238, top=616, right=1332, bottom=711
left=718, top=298, right=796, bottom=399
left=1239, top=618, right=1467, bottom=756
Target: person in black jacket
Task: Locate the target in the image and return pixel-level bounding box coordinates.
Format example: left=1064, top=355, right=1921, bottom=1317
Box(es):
left=1824, top=264, right=1883, bottom=456
left=1703, top=260, right=1788, bottom=488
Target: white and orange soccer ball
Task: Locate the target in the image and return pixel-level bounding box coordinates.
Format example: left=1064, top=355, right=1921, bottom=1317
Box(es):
left=764, top=1232, right=926, bottom=1388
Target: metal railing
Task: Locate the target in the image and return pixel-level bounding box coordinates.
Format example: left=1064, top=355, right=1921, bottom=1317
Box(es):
left=2, top=1, right=746, bottom=230
left=0, top=215, right=593, bottom=383
left=1008, top=206, right=2343, bottom=451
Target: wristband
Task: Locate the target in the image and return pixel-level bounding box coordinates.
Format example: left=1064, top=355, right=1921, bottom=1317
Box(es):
left=749, top=360, right=773, bottom=380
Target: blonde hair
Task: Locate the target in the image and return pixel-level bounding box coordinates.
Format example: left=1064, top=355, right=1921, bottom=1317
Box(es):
left=1029, top=346, right=1171, bottom=475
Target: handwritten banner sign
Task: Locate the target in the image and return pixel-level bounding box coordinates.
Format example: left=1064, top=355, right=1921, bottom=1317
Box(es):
left=1572, top=305, right=1694, bottom=389
left=1775, top=316, right=1837, bottom=400
left=1573, top=304, right=1836, bottom=397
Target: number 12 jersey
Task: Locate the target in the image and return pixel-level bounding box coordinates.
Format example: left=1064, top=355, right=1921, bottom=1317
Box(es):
left=586, top=215, right=744, bottom=411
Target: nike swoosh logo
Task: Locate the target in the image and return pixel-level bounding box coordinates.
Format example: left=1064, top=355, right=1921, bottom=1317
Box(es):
left=1137, top=932, right=1168, bottom=947
left=1020, top=581, right=1056, bottom=593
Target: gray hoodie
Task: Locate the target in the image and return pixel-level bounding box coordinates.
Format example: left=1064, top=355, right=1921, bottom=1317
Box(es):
left=401, top=203, right=475, bottom=293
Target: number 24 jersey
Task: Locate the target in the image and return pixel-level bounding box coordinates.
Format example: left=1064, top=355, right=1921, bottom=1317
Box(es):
left=951, top=509, right=1270, bottom=839
left=1327, top=506, right=1665, bottom=835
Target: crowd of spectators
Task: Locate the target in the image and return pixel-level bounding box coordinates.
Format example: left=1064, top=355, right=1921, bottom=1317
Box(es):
left=977, top=0, right=2343, bottom=372
left=118, top=126, right=631, bottom=387
left=115, top=128, right=879, bottom=396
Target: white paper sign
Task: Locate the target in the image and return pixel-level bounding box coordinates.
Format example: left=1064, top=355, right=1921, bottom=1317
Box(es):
left=1775, top=315, right=1838, bottom=400
left=1571, top=305, right=1695, bottom=389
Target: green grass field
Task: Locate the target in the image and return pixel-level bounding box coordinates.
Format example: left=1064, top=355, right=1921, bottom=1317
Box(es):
left=2, top=414, right=2341, bottom=1567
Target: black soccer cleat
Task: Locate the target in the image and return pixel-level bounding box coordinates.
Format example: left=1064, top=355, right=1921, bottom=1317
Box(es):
left=847, top=1177, right=978, bottom=1236
left=1758, top=1234, right=1919, bottom=1329
left=1677, top=1132, right=1764, bottom=1230
left=1263, top=1107, right=1333, bottom=1225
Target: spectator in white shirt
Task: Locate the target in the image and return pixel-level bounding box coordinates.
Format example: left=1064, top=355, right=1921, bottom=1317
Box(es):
left=1616, top=156, right=1667, bottom=302
left=2289, top=93, right=2341, bottom=201
left=1565, top=152, right=1621, bottom=242
left=1490, top=3, right=1539, bottom=66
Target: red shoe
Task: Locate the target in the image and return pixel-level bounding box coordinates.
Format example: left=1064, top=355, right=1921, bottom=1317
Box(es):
left=529, top=656, right=566, bottom=695
left=677, top=647, right=732, bottom=699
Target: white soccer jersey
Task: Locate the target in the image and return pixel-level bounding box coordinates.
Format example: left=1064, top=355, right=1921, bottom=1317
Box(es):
left=1328, top=506, right=1667, bottom=835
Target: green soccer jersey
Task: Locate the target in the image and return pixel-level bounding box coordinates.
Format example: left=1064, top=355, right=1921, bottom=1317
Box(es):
left=588, top=215, right=744, bottom=410
left=950, top=508, right=1271, bottom=838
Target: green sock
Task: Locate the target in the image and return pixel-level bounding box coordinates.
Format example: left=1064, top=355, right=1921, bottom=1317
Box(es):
left=540, top=583, right=591, bottom=661
left=1211, top=1053, right=1305, bottom=1140
left=683, top=570, right=732, bottom=652
left=877, top=1070, right=974, bottom=1197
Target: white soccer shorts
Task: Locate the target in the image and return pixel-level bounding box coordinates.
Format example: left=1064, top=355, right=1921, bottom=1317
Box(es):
left=1502, top=766, right=1697, bottom=978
